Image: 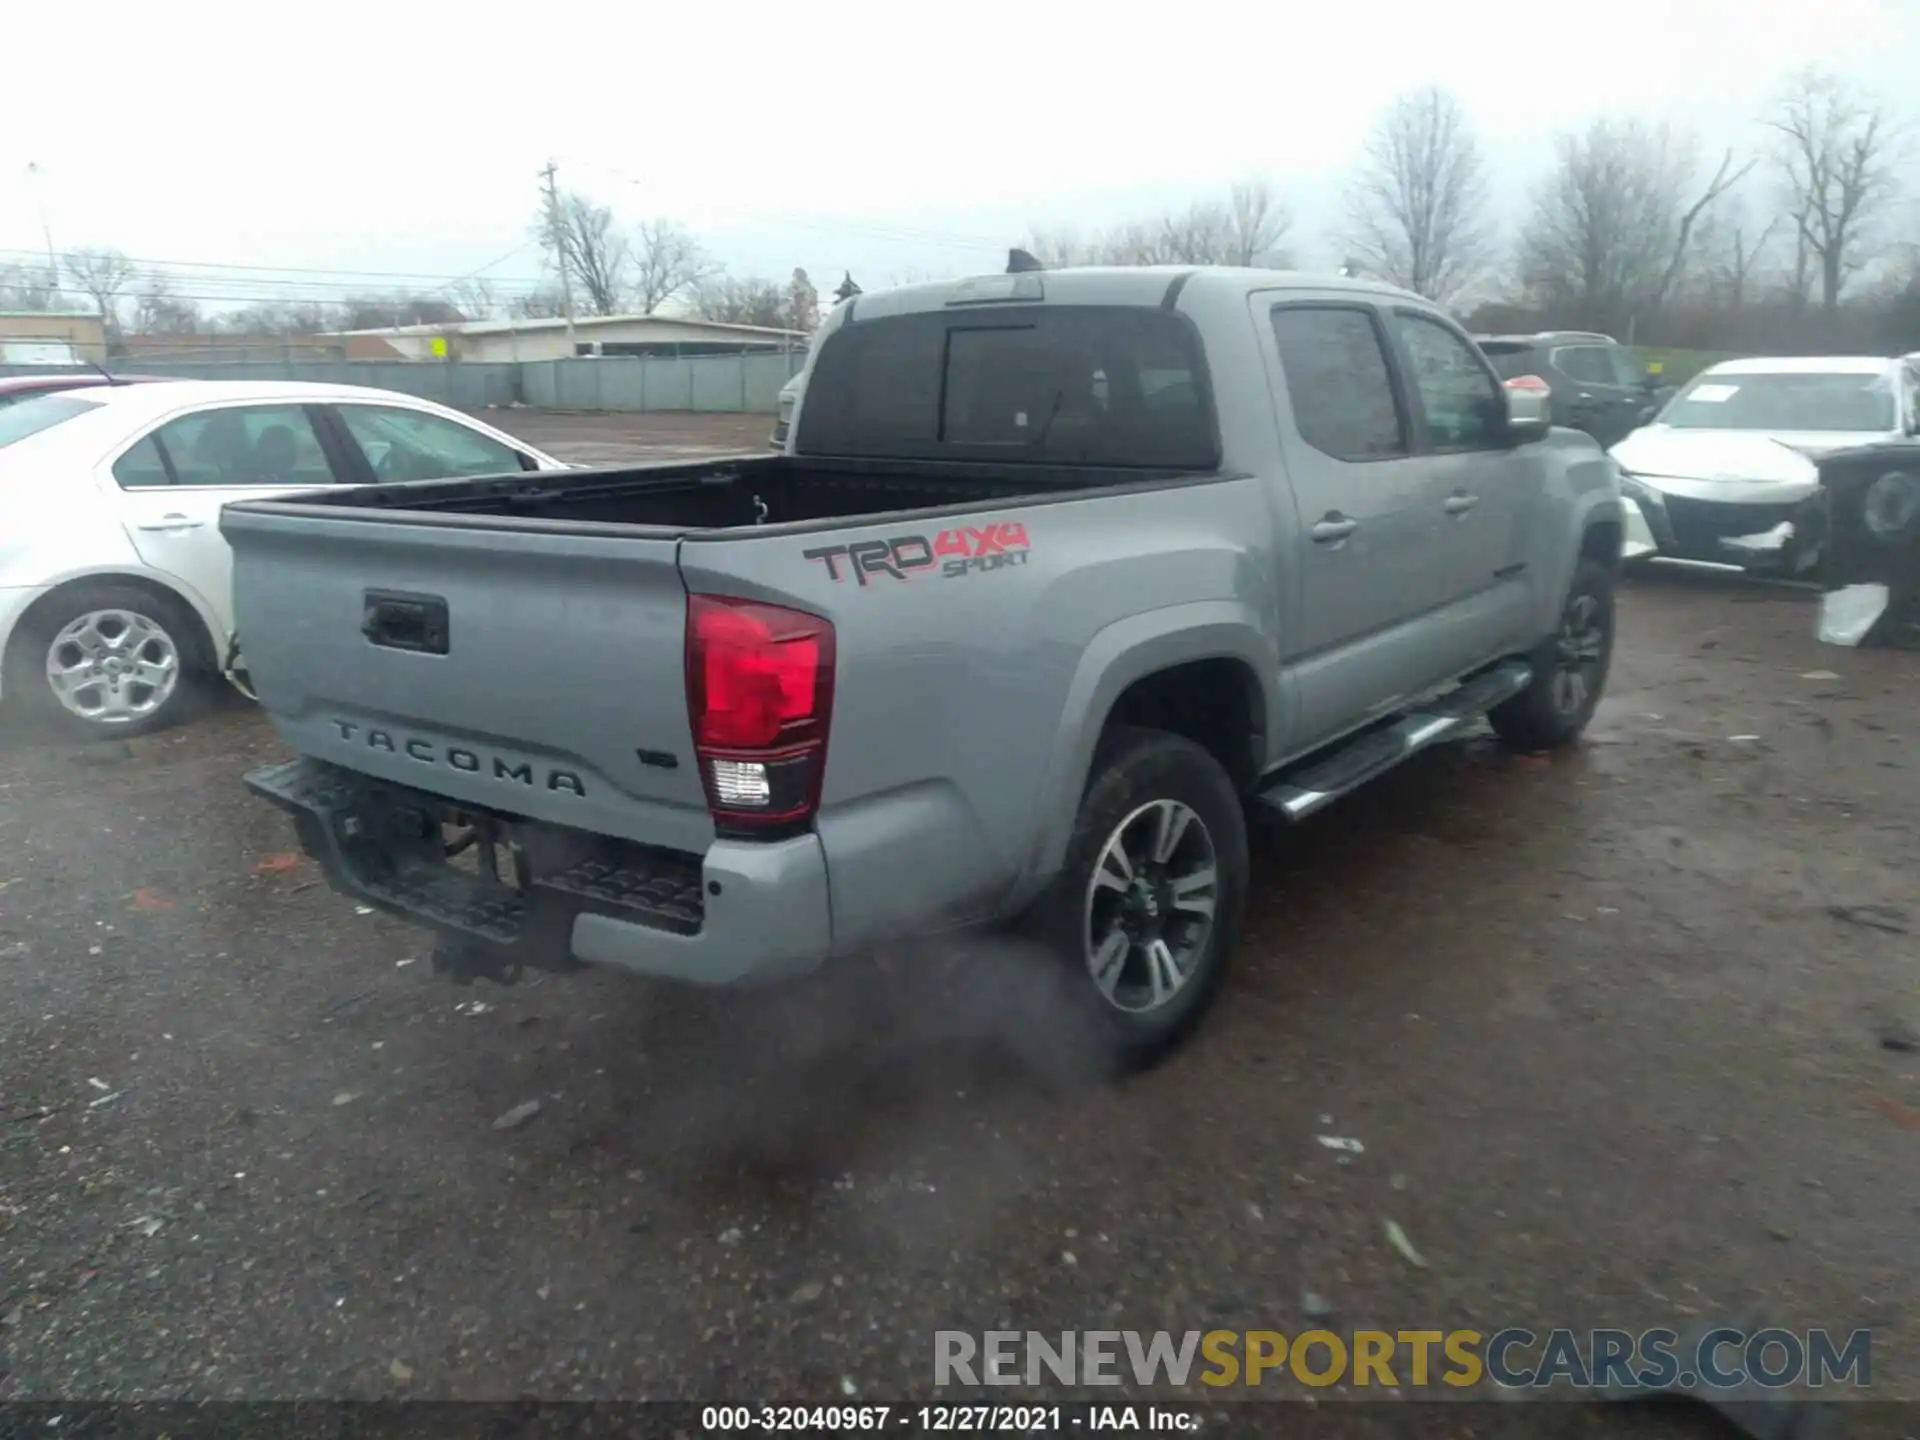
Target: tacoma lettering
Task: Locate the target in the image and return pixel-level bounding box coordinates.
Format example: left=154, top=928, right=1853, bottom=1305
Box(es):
left=328, top=719, right=584, bottom=796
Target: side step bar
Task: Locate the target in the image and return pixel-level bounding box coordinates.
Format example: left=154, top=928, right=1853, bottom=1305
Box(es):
left=1254, top=661, right=1532, bottom=822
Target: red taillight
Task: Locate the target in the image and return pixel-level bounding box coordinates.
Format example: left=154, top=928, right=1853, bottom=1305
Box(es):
left=1504, top=374, right=1551, bottom=392
left=685, top=594, right=835, bottom=828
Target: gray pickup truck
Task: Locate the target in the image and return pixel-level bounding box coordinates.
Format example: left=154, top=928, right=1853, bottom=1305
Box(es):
left=229, top=265, right=1624, bottom=1068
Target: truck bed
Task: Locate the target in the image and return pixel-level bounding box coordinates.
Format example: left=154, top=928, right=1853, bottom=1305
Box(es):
left=255, top=453, right=1200, bottom=533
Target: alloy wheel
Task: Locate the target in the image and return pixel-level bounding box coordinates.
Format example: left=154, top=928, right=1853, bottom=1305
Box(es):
left=1082, top=799, right=1219, bottom=1014
left=1550, top=592, right=1606, bottom=717
left=45, top=609, right=181, bottom=725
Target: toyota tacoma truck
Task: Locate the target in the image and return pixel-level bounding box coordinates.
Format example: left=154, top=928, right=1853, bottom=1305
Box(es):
left=228, top=264, right=1625, bottom=1068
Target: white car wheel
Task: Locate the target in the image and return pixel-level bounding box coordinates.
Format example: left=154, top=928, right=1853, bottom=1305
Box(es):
left=7, top=583, right=208, bottom=738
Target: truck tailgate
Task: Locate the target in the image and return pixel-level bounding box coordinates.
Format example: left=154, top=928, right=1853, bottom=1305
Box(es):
left=223, top=508, right=714, bottom=852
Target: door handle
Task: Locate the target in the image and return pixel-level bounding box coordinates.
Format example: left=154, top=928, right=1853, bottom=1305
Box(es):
left=135, top=514, right=205, bottom=532
left=1310, top=515, right=1360, bottom=544
left=1443, top=492, right=1479, bottom=515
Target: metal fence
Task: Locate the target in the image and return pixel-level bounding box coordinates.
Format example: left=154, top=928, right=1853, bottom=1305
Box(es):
left=0, top=351, right=807, bottom=415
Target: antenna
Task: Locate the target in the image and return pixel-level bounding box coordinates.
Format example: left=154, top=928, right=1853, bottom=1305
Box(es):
left=1006, top=248, right=1045, bottom=275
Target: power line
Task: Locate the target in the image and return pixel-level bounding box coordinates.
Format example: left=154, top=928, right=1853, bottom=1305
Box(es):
left=0, top=244, right=553, bottom=288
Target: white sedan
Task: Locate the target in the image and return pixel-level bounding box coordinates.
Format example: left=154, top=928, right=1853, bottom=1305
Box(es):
left=0, top=380, right=564, bottom=737
left=1609, top=355, right=1919, bottom=573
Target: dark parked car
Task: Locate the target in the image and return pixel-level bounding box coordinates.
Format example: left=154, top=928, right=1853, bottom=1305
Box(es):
left=1473, top=332, right=1666, bottom=448
left=0, top=372, right=167, bottom=409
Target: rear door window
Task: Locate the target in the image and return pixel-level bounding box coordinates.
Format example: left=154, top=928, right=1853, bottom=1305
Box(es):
left=0, top=393, right=104, bottom=448
left=1475, top=343, right=1536, bottom=381
left=114, top=405, right=342, bottom=488
left=1270, top=305, right=1407, bottom=461
left=795, top=306, right=1220, bottom=469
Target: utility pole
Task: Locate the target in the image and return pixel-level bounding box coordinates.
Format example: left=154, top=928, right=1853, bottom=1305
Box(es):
left=538, top=160, right=578, bottom=356
left=26, top=162, right=59, bottom=300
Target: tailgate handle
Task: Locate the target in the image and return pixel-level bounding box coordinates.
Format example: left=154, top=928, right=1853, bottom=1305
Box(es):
left=361, top=590, right=449, bottom=655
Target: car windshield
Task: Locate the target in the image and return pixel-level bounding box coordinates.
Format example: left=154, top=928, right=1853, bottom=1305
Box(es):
left=0, top=392, right=105, bottom=447
left=1659, top=371, right=1896, bottom=432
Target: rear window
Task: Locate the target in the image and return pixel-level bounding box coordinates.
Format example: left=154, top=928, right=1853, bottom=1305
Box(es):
left=0, top=393, right=104, bottom=448
left=794, top=305, right=1220, bottom=469
left=1475, top=342, right=1535, bottom=380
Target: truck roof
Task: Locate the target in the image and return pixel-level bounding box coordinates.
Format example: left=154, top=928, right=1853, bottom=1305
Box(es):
left=847, top=265, right=1427, bottom=319
left=1473, top=331, right=1619, bottom=348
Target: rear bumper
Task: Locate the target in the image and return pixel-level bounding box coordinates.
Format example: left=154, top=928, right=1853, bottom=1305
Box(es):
left=246, top=757, right=831, bottom=985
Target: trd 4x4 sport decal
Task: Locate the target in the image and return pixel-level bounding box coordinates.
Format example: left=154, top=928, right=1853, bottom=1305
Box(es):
left=804, top=522, right=1031, bottom=586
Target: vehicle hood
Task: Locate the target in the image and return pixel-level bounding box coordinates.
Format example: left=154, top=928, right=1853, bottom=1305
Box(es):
left=1608, top=426, right=1906, bottom=504
left=1611, top=426, right=1895, bottom=481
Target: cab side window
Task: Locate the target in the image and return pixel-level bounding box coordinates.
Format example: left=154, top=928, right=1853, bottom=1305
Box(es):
left=1395, top=313, right=1506, bottom=450
left=1270, top=306, right=1407, bottom=462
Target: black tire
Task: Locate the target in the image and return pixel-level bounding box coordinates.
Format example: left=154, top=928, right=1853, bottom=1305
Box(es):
left=1489, top=557, right=1615, bottom=752
left=1027, top=726, right=1249, bottom=1073
left=3, top=581, right=210, bottom=739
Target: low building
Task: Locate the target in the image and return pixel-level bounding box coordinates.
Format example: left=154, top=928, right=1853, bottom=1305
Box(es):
left=0, top=311, right=108, bottom=364
left=330, top=314, right=810, bottom=364
left=114, top=332, right=407, bottom=363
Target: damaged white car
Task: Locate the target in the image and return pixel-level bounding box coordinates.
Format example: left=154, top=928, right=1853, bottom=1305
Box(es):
left=1609, top=355, right=1920, bottom=574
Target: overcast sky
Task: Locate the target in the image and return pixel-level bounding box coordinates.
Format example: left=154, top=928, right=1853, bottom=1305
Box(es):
left=5, top=0, right=1916, bottom=312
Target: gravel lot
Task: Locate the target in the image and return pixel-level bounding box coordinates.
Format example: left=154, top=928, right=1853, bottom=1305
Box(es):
left=1, top=414, right=1916, bottom=1433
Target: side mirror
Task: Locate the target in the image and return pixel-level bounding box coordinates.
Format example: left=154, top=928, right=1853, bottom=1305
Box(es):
left=1503, top=375, right=1553, bottom=444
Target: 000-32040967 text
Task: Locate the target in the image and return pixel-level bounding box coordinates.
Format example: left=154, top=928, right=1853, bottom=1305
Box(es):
left=699, top=1404, right=1071, bottom=1431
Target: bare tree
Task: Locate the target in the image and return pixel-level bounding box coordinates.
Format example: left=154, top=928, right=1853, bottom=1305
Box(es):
left=536, top=191, right=631, bottom=316
left=1518, top=117, right=1749, bottom=334
left=1341, top=86, right=1491, bottom=304
left=631, top=218, right=712, bottom=313
left=447, top=278, right=498, bottom=321
left=0, top=261, right=62, bottom=312
left=693, top=276, right=790, bottom=328
left=340, top=292, right=466, bottom=329
left=1223, top=179, right=1291, bottom=267
left=1770, top=69, right=1900, bottom=313
left=130, top=274, right=202, bottom=335
left=217, top=301, right=343, bottom=336
left=1023, top=180, right=1290, bottom=269
left=63, top=246, right=139, bottom=337
left=509, top=286, right=569, bottom=321
left=787, top=268, right=820, bottom=332
left=1020, top=227, right=1106, bottom=268
left=1699, top=200, right=1781, bottom=311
